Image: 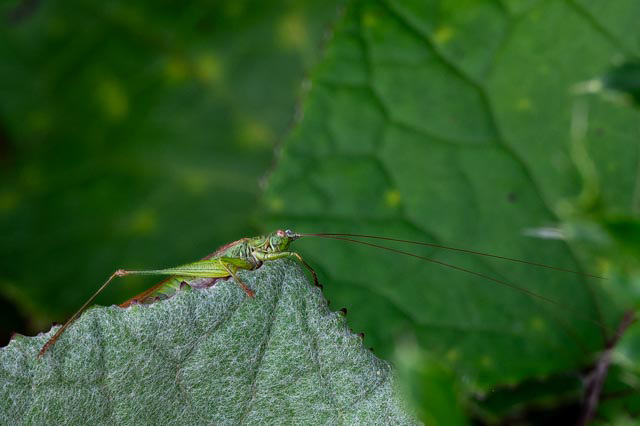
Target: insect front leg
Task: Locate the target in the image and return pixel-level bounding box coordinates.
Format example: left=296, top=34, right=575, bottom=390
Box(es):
left=218, top=257, right=256, bottom=298
left=254, top=251, right=320, bottom=288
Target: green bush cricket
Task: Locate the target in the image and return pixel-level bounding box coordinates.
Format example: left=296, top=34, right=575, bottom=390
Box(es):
left=38, top=229, right=615, bottom=358
left=38, top=229, right=317, bottom=357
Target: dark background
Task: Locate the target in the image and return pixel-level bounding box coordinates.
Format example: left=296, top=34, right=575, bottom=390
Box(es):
left=0, top=0, right=342, bottom=343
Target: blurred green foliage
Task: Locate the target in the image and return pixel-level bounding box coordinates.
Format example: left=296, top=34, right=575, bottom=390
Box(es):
left=395, top=341, right=468, bottom=426
left=264, top=0, right=640, bottom=422
left=0, top=0, right=341, bottom=336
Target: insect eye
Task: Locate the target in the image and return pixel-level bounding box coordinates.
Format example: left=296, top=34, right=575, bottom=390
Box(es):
left=276, top=230, right=285, bottom=237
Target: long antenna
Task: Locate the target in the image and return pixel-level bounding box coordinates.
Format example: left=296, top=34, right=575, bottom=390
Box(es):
left=38, top=269, right=128, bottom=358
left=303, top=234, right=612, bottom=334
left=303, top=233, right=604, bottom=280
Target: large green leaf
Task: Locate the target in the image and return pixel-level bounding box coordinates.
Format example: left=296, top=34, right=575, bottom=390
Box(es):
left=263, top=0, right=640, bottom=393
left=0, top=0, right=341, bottom=331
left=0, top=260, right=416, bottom=424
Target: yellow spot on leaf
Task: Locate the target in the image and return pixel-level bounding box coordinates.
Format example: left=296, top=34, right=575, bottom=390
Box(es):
left=195, top=53, right=223, bottom=85
left=502, top=376, right=519, bottom=386
left=128, top=209, right=156, bottom=235
left=224, top=2, right=244, bottom=18
left=384, top=189, right=402, bottom=207
left=0, top=190, right=18, bottom=212
left=530, top=10, right=541, bottom=22
left=516, top=98, right=532, bottom=111
left=362, top=10, right=379, bottom=28
left=180, top=169, right=210, bottom=194
left=278, top=12, right=308, bottom=49
left=28, top=110, right=52, bottom=133
left=97, top=78, right=128, bottom=120
left=530, top=316, right=546, bottom=332
left=480, top=355, right=493, bottom=368
left=597, top=258, right=611, bottom=275
left=445, top=349, right=459, bottom=362
left=165, top=56, right=189, bottom=82
left=434, top=26, right=454, bottom=45
left=268, top=197, right=284, bottom=213
left=238, top=118, right=273, bottom=149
